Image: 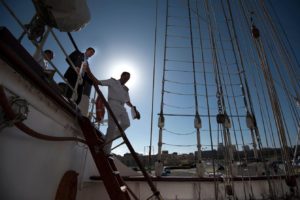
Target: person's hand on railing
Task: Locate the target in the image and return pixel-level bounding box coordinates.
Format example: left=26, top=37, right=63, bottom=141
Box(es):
left=82, top=63, right=102, bottom=86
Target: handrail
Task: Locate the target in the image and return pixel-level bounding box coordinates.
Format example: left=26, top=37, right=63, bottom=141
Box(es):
left=1, top=0, right=84, bottom=103
left=48, top=28, right=83, bottom=102
left=90, top=79, right=163, bottom=200
left=67, top=32, right=79, bottom=52
left=0, top=27, right=78, bottom=117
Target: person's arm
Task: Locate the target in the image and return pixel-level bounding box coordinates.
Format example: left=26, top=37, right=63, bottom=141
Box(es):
left=83, top=63, right=101, bottom=85
left=125, top=101, right=133, bottom=107
left=99, top=79, right=111, bottom=86
left=127, top=102, right=141, bottom=119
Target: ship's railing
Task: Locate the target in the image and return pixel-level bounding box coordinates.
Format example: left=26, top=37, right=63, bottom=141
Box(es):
left=0, top=0, right=120, bottom=151
left=0, top=0, right=121, bottom=157
left=1, top=0, right=84, bottom=106
left=87, top=91, right=100, bottom=124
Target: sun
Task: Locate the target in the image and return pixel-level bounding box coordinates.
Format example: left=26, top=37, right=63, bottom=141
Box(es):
left=107, top=60, right=139, bottom=90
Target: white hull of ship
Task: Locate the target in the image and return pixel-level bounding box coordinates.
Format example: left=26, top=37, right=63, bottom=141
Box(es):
left=0, top=59, right=86, bottom=199
left=77, top=178, right=300, bottom=200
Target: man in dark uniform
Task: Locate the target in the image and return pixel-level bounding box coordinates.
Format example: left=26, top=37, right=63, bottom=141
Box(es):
left=64, top=47, right=96, bottom=104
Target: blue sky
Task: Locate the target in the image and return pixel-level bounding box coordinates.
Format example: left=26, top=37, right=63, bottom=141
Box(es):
left=1, top=0, right=300, bottom=156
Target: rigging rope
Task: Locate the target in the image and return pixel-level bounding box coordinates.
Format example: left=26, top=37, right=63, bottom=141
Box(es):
left=148, top=0, right=159, bottom=172
left=163, top=103, right=194, bottom=109
left=163, top=143, right=197, bottom=147
left=202, top=0, right=224, bottom=198
left=164, top=128, right=196, bottom=136
left=238, top=0, right=280, bottom=160
left=262, top=33, right=298, bottom=148
left=259, top=0, right=300, bottom=99
left=217, top=9, right=263, bottom=199
left=237, top=2, right=281, bottom=196
left=213, top=5, right=250, bottom=196
left=252, top=24, right=294, bottom=177
left=268, top=0, right=300, bottom=71
left=156, top=0, right=169, bottom=163
left=249, top=2, right=300, bottom=170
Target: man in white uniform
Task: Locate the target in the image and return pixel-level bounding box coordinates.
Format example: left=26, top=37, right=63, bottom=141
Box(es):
left=99, top=72, right=140, bottom=154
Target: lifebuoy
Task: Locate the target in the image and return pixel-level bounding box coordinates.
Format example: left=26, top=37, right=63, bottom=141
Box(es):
left=95, top=95, right=105, bottom=122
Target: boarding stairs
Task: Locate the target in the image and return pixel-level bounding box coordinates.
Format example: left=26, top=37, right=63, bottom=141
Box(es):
left=77, top=86, right=162, bottom=200
left=77, top=116, right=132, bottom=200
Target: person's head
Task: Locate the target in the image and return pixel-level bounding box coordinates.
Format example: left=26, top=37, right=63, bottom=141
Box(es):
left=120, top=71, right=130, bottom=85
left=44, top=49, right=53, bottom=61
left=85, top=47, right=95, bottom=58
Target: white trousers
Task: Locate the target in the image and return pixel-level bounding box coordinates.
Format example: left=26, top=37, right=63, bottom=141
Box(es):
left=104, top=101, right=130, bottom=154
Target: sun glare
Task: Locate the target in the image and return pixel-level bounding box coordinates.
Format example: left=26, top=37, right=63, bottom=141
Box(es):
left=107, top=60, right=139, bottom=90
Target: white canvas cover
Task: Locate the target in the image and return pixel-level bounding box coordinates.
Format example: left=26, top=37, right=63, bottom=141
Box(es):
left=42, top=0, right=90, bottom=32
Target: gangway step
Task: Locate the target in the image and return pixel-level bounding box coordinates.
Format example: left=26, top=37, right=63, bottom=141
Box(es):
left=77, top=115, right=131, bottom=200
